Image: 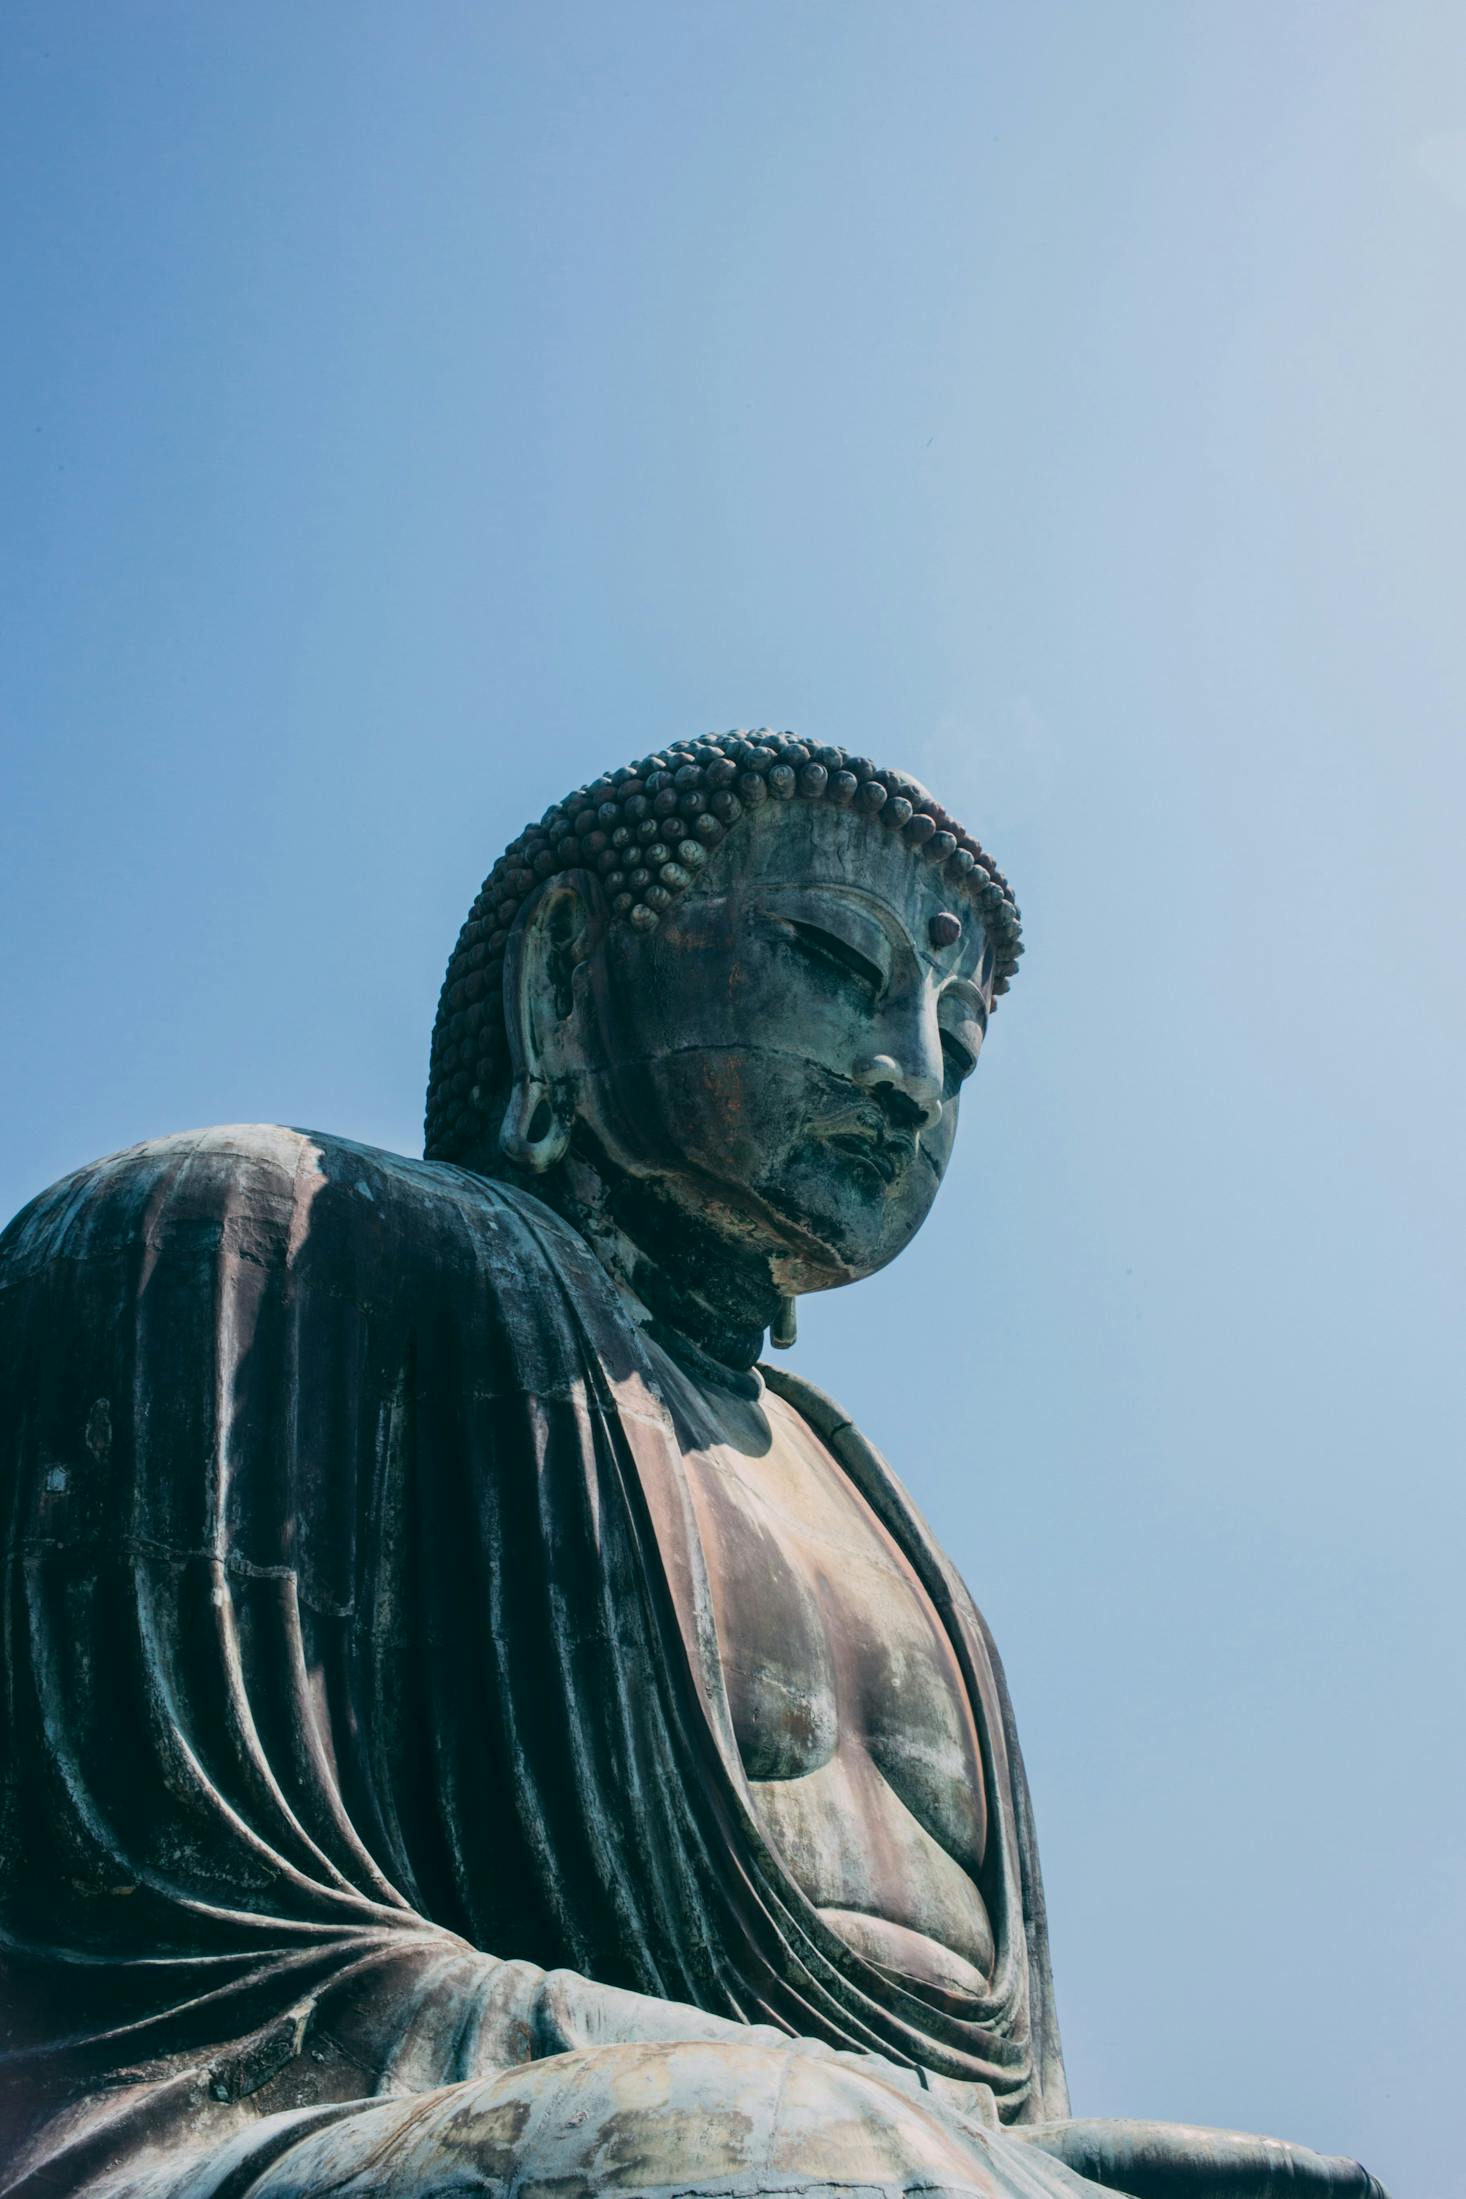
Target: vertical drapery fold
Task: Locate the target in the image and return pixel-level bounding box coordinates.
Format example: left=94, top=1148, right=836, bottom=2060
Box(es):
left=0, top=1125, right=1064, bottom=2189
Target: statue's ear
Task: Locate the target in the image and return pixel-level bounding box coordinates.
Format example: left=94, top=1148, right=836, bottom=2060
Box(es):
left=499, top=869, right=604, bottom=1173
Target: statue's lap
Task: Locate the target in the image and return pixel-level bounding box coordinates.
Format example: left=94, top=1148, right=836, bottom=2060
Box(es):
left=233, top=2041, right=1090, bottom=2199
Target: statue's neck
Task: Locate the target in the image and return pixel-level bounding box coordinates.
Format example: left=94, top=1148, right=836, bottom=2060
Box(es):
left=537, top=1138, right=782, bottom=1374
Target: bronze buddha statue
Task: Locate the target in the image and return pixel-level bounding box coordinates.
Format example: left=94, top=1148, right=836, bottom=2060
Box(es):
left=0, top=732, right=1385, bottom=2198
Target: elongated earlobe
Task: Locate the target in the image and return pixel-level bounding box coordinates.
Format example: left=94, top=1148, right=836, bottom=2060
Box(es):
left=498, top=870, right=602, bottom=1175
left=498, top=1071, right=571, bottom=1173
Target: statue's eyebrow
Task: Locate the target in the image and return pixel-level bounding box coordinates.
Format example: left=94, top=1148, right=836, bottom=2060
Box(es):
left=755, top=884, right=898, bottom=977
left=783, top=916, right=887, bottom=995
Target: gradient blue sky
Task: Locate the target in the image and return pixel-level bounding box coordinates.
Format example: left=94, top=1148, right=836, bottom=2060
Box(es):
left=3, top=7, right=1462, bottom=2191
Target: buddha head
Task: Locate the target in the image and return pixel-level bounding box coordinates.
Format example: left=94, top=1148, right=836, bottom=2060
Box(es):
left=426, top=732, right=1023, bottom=1357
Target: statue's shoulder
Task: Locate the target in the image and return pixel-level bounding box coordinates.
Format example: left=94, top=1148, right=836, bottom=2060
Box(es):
left=0, top=1123, right=590, bottom=1307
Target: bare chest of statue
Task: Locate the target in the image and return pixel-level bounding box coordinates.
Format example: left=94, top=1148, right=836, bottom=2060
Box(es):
left=648, top=1341, right=994, bottom=1999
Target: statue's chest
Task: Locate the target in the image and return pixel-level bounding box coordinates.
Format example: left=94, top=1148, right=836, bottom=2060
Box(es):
left=680, top=1391, right=987, bottom=1869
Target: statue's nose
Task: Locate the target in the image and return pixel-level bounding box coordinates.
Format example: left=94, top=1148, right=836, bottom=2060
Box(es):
left=852, top=1045, right=944, bottom=1132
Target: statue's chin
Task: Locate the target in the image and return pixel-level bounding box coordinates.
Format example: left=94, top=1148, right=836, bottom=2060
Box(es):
left=752, top=1143, right=941, bottom=1292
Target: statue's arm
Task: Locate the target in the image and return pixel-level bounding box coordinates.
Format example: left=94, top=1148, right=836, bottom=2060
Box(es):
left=528, top=1965, right=821, bottom=2057
left=306, top=1939, right=934, bottom=2099
left=527, top=1964, right=946, bottom=2108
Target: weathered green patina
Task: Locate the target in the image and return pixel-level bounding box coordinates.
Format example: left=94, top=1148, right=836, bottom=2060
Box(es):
left=0, top=734, right=1386, bottom=2197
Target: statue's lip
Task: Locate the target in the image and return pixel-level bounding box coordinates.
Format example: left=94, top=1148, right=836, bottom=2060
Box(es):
left=823, top=1128, right=917, bottom=1186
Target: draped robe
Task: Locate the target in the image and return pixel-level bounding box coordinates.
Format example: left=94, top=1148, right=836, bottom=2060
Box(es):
left=0, top=1125, right=1066, bottom=2192
left=0, top=1127, right=1386, bottom=2199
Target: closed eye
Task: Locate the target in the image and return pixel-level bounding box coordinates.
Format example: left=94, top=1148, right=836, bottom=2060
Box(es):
left=783, top=918, right=885, bottom=998
left=941, top=1029, right=978, bottom=1091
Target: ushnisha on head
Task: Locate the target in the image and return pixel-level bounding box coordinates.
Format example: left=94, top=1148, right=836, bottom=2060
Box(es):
left=424, top=730, right=1023, bottom=1352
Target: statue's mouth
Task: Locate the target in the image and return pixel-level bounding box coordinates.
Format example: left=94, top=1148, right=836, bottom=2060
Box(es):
left=823, top=1128, right=918, bottom=1188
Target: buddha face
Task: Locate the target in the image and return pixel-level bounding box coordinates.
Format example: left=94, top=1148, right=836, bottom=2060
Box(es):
left=560, top=796, right=996, bottom=1295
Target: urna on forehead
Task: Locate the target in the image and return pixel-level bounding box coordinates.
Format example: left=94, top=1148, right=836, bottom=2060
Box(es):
left=425, top=729, right=1023, bottom=1160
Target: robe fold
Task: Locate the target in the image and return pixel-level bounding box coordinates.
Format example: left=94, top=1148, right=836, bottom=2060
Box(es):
left=0, top=1124, right=1067, bottom=2191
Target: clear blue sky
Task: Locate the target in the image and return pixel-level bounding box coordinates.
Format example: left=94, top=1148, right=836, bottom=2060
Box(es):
left=2, top=7, right=1461, bottom=2191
